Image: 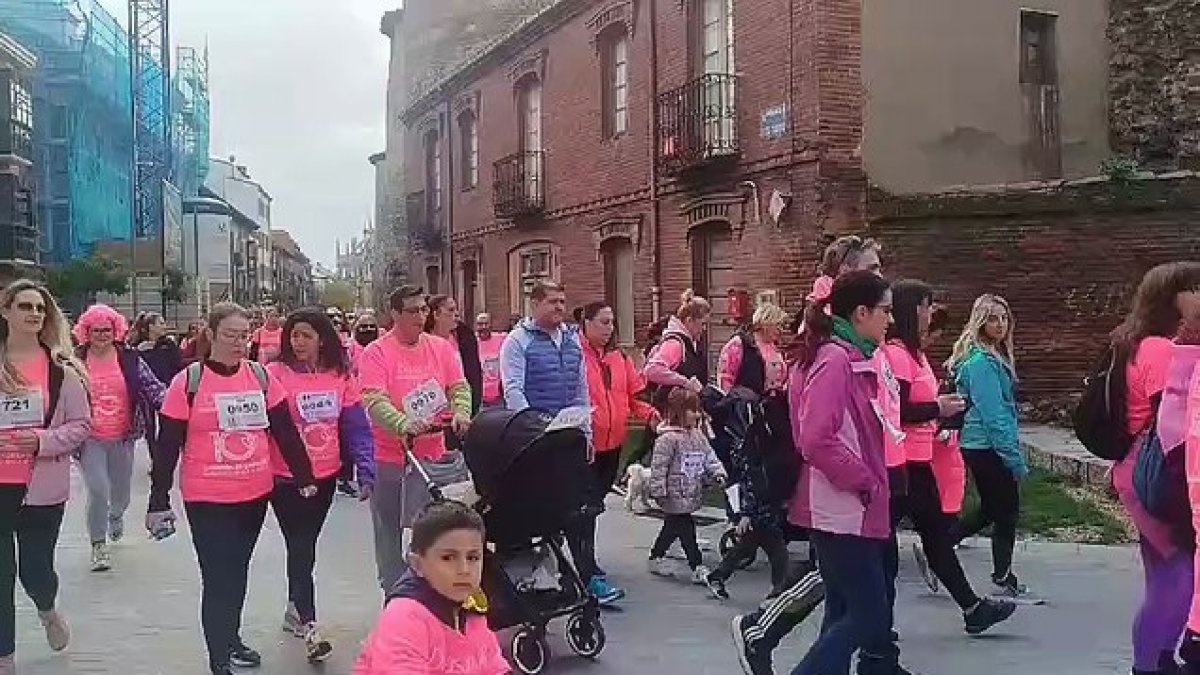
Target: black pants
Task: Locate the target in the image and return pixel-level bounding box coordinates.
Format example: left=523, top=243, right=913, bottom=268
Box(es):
left=567, top=450, right=621, bottom=582
left=711, top=522, right=790, bottom=593
left=186, top=498, right=269, bottom=666
left=888, top=463, right=979, bottom=610
left=0, top=485, right=26, bottom=658
left=952, top=451, right=1020, bottom=579
left=17, top=502, right=65, bottom=614
left=270, top=476, right=336, bottom=624
left=650, top=513, right=702, bottom=569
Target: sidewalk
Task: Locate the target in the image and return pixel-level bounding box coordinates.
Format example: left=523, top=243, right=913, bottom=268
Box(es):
left=1020, top=424, right=1112, bottom=487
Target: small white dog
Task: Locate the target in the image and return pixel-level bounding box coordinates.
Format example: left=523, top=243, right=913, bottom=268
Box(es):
left=623, top=464, right=654, bottom=514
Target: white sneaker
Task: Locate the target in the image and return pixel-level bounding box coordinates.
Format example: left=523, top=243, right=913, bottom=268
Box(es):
left=303, top=622, right=333, bottom=663
left=281, top=603, right=303, bottom=637
left=648, top=557, right=674, bottom=577
left=39, top=610, right=69, bottom=651
left=691, top=564, right=713, bottom=585
left=90, top=542, right=111, bottom=572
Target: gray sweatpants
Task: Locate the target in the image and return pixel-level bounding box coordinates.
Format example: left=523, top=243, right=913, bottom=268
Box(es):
left=79, top=438, right=136, bottom=544
left=370, top=461, right=435, bottom=594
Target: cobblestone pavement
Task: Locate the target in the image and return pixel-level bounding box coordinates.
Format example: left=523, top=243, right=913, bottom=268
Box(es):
left=13, top=452, right=1144, bottom=674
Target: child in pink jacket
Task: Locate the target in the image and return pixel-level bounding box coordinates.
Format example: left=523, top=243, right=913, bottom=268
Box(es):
left=355, top=501, right=509, bottom=675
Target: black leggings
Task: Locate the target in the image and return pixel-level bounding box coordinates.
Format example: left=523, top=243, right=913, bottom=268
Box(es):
left=952, top=451, right=1020, bottom=579
left=186, top=498, right=268, bottom=666
left=0, top=485, right=25, bottom=658
left=567, top=450, right=621, bottom=582
left=886, top=463, right=979, bottom=611
left=710, top=523, right=790, bottom=593
left=270, top=476, right=337, bottom=624
left=17, top=503, right=65, bottom=613
left=650, top=513, right=702, bottom=569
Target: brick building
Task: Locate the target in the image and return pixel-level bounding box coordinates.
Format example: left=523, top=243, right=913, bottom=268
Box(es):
left=388, top=0, right=1114, bottom=374
left=0, top=32, right=36, bottom=279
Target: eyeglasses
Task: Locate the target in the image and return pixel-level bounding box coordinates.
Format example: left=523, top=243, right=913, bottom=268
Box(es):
left=400, top=305, right=429, bottom=315
left=14, top=301, right=46, bottom=314
left=358, top=324, right=378, bottom=330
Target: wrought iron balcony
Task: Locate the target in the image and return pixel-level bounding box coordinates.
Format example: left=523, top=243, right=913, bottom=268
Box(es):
left=0, top=121, right=32, bottom=163
left=405, top=190, right=445, bottom=250
left=493, top=150, right=545, bottom=219
left=657, top=73, right=739, bottom=172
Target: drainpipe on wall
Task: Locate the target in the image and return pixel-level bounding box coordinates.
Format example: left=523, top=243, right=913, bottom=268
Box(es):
left=648, top=0, right=662, bottom=321
left=444, top=98, right=455, bottom=301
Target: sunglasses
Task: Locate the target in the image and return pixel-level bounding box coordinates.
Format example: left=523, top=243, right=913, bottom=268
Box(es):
left=14, top=301, right=46, bottom=314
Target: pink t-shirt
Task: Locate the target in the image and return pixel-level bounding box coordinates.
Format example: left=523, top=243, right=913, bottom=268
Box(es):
left=253, top=326, right=284, bottom=363
left=160, top=361, right=288, bottom=503
left=0, top=351, right=49, bottom=485
left=717, top=335, right=786, bottom=392
left=872, top=348, right=905, bottom=468
left=476, top=333, right=506, bottom=405
left=1127, top=336, right=1174, bottom=435
left=354, top=599, right=509, bottom=675
left=266, top=363, right=361, bottom=480
left=358, top=334, right=466, bottom=467
left=883, top=343, right=939, bottom=463
left=88, top=350, right=132, bottom=441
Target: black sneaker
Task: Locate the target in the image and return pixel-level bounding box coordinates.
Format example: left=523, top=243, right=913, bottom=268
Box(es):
left=731, top=614, right=773, bottom=675
left=336, top=479, right=359, bottom=498
left=964, top=598, right=1017, bottom=635
left=229, top=641, right=262, bottom=668
left=705, top=572, right=730, bottom=600
left=209, top=662, right=234, bottom=675
left=991, top=572, right=1029, bottom=597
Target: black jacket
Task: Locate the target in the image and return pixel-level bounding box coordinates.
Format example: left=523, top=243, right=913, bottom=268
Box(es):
left=451, top=323, right=483, bottom=415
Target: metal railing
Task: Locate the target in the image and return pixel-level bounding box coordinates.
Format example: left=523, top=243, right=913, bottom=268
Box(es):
left=493, top=150, right=545, bottom=218
left=657, top=73, right=739, bottom=171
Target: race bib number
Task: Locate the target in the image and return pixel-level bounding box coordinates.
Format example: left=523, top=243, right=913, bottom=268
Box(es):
left=681, top=451, right=708, bottom=480
left=0, top=391, right=42, bottom=430
left=547, top=406, right=590, bottom=432
left=482, top=357, right=500, bottom=377
left=403, top=380, right=449, bottom=423
left=297, top=391, right=340, bottom=424
left=214, top=392, right=269, bottom=432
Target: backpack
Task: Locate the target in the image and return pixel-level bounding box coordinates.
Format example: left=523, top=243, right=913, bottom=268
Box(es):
left=185, top=361, right=269, bottom=408
left=1072, top=347, right=1133, bottom=461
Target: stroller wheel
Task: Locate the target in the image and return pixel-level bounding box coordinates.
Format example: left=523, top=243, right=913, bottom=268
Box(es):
left=564, top=610, right=606, bottom=659
left=719, top=528, right=757, bottom=570
left=511, top=627, right=549, bottom=674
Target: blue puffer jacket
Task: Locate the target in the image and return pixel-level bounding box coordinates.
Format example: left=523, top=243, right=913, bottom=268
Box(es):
left=955, top=346, right=1027, bottom=478
left=499, top=318, right=592, bottom=440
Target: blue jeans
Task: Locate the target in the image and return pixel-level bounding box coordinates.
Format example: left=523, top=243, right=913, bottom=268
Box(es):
left=791, top=530, right=891, bottom=675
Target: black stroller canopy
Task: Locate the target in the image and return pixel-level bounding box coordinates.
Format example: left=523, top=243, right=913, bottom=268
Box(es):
left=464, top=407, right=584, bottom=498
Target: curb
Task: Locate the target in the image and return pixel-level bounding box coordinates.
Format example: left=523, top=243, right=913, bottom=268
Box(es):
left=1020, top=438, right=1112, bottom=488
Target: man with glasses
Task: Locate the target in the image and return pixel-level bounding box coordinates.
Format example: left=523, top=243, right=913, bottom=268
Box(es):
left=474, top=313, right=506, bottom=409
left=358, top=285, right=472, bottom=594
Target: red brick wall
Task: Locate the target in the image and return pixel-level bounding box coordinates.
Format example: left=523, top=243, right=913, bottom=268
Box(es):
left=869, top=175, right=1200, bottom=405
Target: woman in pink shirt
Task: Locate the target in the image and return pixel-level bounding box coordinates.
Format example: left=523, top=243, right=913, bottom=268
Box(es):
left=1107, top=263, right=1200, bottom=675
left=72, top=304, right=166, bottom=573
left=146, top=302, right=319, bottom=675
left=267, top=308, right=376, bottom=663
left=0, top=280, right=90, bottom=673
left=355, top=500, right=508, bottom=675
left=249, top=306, right=284, bottom=363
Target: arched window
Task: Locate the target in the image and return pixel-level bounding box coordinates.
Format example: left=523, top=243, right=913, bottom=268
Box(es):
left=458, top=111, right=479, bottom=189
left=423, top=128, right=442, bottom=216
left=599, top=26, right=630, bottom=138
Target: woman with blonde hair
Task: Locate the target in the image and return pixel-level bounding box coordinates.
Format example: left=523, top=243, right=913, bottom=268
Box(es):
left=0, top=280, right=91, bottom=672
left=644, top=290, right=712, bottom=407
left=947, top=294, right=1027, bottom=597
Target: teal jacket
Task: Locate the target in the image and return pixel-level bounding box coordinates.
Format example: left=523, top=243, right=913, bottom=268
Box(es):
left=955, top=347, right=1027, bottom=478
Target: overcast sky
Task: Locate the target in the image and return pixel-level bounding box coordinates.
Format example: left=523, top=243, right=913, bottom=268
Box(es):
left=99, top=0, right=397, bottom=268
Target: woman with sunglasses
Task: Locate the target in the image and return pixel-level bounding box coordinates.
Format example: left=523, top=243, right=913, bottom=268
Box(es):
left=267, top=308, right=375, bottom=663
left=73, top=304, right=166, bottom=572
left=580, top=301, right=659, bottom=606
left=0, top=280, right=90, bottom=674
left=147, top=302, right=318, bottom=675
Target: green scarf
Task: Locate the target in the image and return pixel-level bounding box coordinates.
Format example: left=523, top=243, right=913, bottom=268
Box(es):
left=831, top=315, right=879, bottom=357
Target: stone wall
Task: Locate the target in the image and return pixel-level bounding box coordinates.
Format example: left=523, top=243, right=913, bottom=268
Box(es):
left=1109, top=0, right=1200, bottom=168
left=869, top=173, right=1200, bottom=406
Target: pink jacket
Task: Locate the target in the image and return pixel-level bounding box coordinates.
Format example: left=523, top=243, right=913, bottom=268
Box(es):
left=28, top=365, right=92, bottom=505
left=355, top=597, right=509, bottom=675
left=788, top=338, right=890, bottom=540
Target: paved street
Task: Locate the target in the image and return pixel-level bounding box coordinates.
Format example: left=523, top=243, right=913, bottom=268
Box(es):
left=13, top=450, right=1144, bottom=674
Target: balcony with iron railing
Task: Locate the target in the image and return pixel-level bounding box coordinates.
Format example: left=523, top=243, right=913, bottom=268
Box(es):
left=493, top=150, right=545, bottom=219
left=0, top=121, right=33, bottom=164
left=405, top=190, right=445, bottom=250
left=657, top=73, right=739, bottom=173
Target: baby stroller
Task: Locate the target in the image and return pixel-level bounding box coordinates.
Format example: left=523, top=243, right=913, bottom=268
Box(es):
left=454, top=406, right=606, bottom=674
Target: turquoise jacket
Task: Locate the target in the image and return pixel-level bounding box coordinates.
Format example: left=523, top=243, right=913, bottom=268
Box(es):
left=955, top=346, right=1028, bottom=478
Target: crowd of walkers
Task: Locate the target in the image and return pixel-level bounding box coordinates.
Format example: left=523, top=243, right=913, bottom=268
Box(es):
left=2, top=237, right=1200, bottom=675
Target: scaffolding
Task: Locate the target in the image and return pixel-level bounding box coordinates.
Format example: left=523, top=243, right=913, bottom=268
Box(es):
left=129, top=0, right=168, bottom=239
left=0, top=0, right=209, bottom=267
